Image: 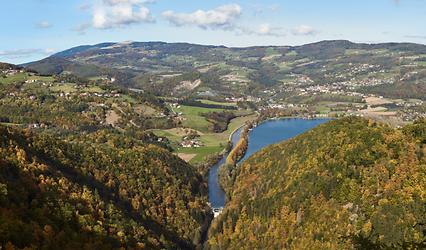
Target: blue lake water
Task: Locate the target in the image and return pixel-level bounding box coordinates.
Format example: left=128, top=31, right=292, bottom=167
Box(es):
left=208, top=118, right=330, bottom=208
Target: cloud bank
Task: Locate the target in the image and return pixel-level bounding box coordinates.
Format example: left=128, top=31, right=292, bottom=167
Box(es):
left=162, top=4, right=242, bottom=30
left=36, top=21, right=52, bottom=29
left=92, top=0, right=154, bottom=29
left=291, top=25, right=317, bottom=36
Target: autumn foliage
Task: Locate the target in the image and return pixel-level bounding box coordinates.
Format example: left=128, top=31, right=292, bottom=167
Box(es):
left=0, top=126, right=210, bottom=249
left=208, top=117, right=426, bottom=249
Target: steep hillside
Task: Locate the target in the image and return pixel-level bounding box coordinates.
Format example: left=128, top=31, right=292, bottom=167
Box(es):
left=0, top=126, right=210, bottom=249
left=207, top=117, right=426, bottom=249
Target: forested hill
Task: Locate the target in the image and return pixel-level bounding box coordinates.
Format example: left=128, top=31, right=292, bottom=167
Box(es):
left=0, top=63, right=22, bottom=71
left=0, top=125, right=210, bottom=249
left=207, top=117, right=426, bottom=249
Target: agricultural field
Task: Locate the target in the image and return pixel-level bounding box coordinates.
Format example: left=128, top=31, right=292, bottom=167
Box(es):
left=153, top=104, right=257, bottom=164
left=0, top=73, right=55, bottom=85
left=174, top=105, right=225, bottom=133
left=0, top=72, right=27, bottom=84
left=49, top=83, right=78, bottom=92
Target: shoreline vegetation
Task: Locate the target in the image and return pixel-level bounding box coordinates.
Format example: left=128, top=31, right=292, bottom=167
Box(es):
left=218, top=123, right=252, bottom=199
left=225, top=123, right=253, bottom=166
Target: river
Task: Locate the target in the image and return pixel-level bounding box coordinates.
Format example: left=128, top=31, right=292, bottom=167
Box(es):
left=208, top=118, right=330, bottom=209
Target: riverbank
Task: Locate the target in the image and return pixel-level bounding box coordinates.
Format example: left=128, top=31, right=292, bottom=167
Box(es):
left=226, top=122, right=253, bottom=165
left=228, top=123, right=245, bottom=141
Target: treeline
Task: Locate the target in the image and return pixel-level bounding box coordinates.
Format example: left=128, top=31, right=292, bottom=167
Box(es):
left=179, top=99, right=238, bottom=110
left=363, top=81, right=426, bottom=100
left=257, top=108, right=299, bottom=121
left=207, top=117, right=426, bottom=249
left=225, top=124, right=252, bottom=166
left=202, top=111, right=236, bottom=133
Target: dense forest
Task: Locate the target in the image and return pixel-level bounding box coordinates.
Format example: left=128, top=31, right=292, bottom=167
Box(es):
left=0, top=125, right=211, bottom=249
left=208, top=117, right=426, bottom=249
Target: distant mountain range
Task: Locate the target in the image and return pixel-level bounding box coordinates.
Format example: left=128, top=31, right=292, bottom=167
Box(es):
left=23, top=40, right=426, bottom=99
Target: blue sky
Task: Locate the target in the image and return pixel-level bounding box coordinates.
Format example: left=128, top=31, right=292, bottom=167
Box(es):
left=0, top=0, right=425, bottom=64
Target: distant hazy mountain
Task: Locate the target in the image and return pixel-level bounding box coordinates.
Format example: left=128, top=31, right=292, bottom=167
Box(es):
left=24, top=40, right=426, bottom=98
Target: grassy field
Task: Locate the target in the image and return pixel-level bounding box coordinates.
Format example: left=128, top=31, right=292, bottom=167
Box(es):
left=177, top=146, right=223, bottom=163
left=153, top=112, right=257, bottom=164
left=29, top=75, right=55, bottom=82
left=316, top=106, right=332, bottom=114
left=175, top=105, right=225, bottom=133
left=0, top=73, right=28, bottom=84
left=82, top=85, right=105, bottom=93
left=49, top=83, right=77, bottom=93
left=0, top=74, right=55, bottom=85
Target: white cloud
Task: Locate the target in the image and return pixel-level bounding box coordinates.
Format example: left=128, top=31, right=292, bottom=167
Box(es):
left=162, top=4, right=242, bottom=30
left=161, top=4, right=286, bottom=37
left=292, top=25, right=318, bottom=36
left=256, top=23, right=285, bottom=37
left=92, top=0, right=154, bottom=29
left=237, top=23, right=285, bottom=37
left=36, top=21, right=52, bottom=29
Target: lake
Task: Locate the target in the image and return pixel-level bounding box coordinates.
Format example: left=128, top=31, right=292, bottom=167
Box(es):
left=208, top=118, right=330, bottom=208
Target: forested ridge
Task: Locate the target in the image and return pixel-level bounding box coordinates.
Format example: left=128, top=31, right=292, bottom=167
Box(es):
left=207, top=117, right=426, bottom=249
left=0, top=125, right=210, bottom=249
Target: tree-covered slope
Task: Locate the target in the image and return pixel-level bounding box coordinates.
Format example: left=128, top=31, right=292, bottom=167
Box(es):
left=0, top=125, right=210, bottom=249
left=208, top=117, right=426, bottom=249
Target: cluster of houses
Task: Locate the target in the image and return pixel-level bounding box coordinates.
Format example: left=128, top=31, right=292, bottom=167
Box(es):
left=224, top=95, right=261, bottom=103
left=170, top=103, right=181, bottom=109
left=180, top=136, right=203, bottom=148
left=1, top=68, right=26, bottom=76
left=55, top=91, right=121, bottom=99
left=28, top=123, right=49, bottom=129
left=263, top=103, right=306, bottom=110
left=180, top=139, right=203, bottom=148
left=78, top=92, right=121, bottom=98
left=397, top=100, right=426, bottom=121
left=400, top=109, right=426, bottom=122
